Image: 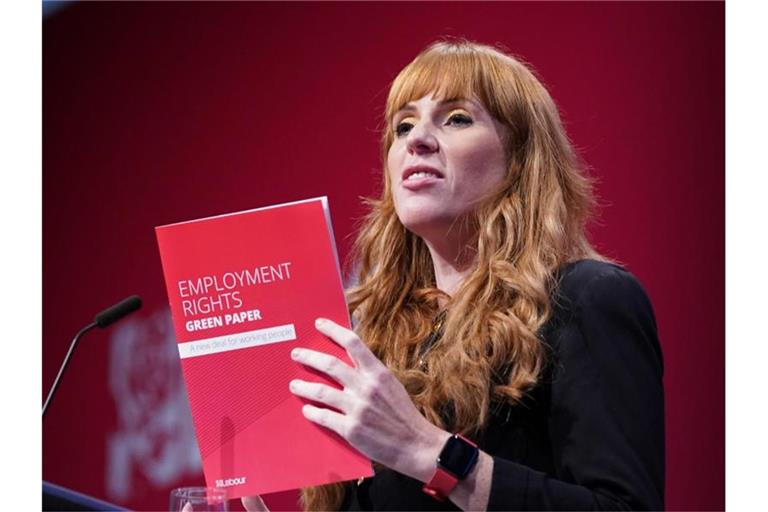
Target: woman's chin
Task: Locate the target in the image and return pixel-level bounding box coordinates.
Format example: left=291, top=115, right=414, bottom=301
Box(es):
left=398, top=212, right=457, bottom=239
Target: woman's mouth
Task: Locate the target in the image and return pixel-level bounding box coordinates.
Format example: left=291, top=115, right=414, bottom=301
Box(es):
left=405, top=171, right=441, bottom=181
left=402, top=175, right=442, bottom=191
left=403, top=165, right=443, bottom=179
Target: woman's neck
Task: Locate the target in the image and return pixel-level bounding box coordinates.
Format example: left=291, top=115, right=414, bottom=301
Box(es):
left=423, top=235, right=477, bottom=304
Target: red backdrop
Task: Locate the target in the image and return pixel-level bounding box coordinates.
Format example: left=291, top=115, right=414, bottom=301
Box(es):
left=43, top=2, right=724, bottom=511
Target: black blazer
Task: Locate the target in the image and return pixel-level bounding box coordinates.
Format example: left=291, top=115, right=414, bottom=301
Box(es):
left=340, top=260, right=665, bottom=511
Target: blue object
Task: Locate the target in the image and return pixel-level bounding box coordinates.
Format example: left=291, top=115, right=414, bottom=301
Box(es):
left=43, top=481, right=127, bottom=511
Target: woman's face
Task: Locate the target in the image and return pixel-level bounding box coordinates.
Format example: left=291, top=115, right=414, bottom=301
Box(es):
left=387, top=94, right=509, bottom=238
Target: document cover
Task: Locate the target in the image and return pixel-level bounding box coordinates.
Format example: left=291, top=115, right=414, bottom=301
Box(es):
left=155, top=197, right=373, bottom=498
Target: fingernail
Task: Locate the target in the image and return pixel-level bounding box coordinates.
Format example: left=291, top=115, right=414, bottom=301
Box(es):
left=291, top=348, right=300, bottom=359
left=315, top=318, right=326, bottom=328
left=289, top=380, right=297, bottom=391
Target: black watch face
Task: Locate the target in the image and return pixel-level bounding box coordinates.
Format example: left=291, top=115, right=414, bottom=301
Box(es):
left=438, top=435, right=479, bottom=478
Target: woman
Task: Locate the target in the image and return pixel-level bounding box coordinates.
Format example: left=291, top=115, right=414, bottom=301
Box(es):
left=244, top=40, right=664, bottom=511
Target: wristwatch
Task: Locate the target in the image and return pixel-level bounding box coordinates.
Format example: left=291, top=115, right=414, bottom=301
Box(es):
left=422, top=433, right=479, bottom=501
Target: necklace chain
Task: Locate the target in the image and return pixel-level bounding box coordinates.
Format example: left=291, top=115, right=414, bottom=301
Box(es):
left=417, top=310, right=447, bottom=370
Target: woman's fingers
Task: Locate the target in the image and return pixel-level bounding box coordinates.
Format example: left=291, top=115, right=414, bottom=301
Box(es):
left=291, top=347, right=355, bottom=386
left=290, top=379, right=351, bottom=412
left=314, top=318, right=379, bottom=371
left=301, top=403, right=346, bottom=437
left=241, top=495, right=269, bottom=512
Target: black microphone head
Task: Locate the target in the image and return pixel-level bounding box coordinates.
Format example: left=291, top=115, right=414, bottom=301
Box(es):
left=94, top=295, right=142, bottom=328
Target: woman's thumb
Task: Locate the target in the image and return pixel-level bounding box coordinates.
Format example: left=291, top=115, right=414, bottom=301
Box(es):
left=241, top=495, right=269, bottom=512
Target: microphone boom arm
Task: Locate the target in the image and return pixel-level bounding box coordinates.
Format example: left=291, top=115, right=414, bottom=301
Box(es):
left=42, top=322, right=97, bottom=418
left=43, top=295, right=141, bottom=419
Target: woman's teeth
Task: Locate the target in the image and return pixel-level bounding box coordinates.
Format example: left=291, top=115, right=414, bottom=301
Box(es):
left=406, top=171, right=439, bottom=181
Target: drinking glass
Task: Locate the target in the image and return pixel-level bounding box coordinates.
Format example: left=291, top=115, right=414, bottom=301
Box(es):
left=169, top=487, right=228, bottom=512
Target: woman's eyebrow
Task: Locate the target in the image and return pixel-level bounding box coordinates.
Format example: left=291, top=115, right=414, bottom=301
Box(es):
left=395, top=98, right=474, bottom=116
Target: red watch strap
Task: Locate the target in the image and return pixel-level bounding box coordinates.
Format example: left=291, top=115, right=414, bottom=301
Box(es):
left=423, top=433, right=479, bottom=502
left=422, top=468, right=458, bottom=502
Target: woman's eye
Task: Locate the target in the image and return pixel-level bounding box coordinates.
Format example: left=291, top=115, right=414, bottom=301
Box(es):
left=446, top=113, right=473, bottom=126
left=395, top=122, right=414, bottom=137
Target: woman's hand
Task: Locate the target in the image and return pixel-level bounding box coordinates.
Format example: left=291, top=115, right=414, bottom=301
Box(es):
left=241, top=495, right=269, bottom=511
left=288, top=318, right=450, bottom=482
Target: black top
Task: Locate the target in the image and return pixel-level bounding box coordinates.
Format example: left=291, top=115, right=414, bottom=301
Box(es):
left=340, top=260, right=665, bottom=511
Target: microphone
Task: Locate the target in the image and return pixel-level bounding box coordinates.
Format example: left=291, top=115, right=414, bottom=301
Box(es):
left=94, top=295, right=142, bottom=328
left=43, top=295, right=143, bottom=418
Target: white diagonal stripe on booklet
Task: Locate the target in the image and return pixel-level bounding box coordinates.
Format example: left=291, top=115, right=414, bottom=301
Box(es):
left=177, top=324, right=297, bottom=359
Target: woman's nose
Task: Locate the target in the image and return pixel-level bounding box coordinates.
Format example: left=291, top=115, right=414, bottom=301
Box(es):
left=406, top=121, right=439, bottom=155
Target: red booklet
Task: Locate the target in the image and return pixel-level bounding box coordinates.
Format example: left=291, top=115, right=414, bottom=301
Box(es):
left=155, top=197, right=372, bottom=499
